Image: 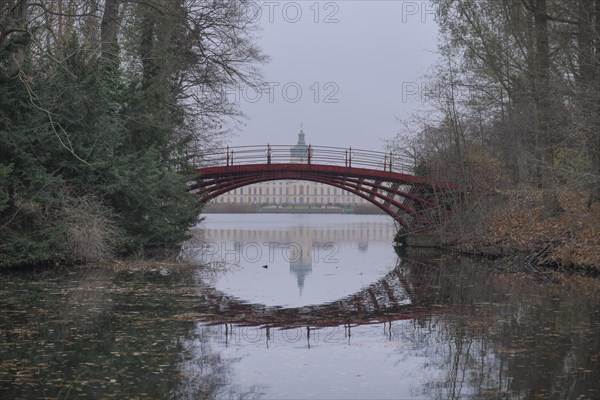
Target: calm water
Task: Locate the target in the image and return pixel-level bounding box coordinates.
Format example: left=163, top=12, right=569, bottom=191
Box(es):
left=1, top=214, right=599, bottom=399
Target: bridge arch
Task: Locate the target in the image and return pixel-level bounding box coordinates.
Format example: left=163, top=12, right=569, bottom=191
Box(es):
left=192, top=162, right=460, bottom=233
left=196, top=175, right=416, bottom=227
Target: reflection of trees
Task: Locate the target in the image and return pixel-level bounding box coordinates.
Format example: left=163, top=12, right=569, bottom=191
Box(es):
left=483, top=275, right=600, bottom=400
left=396, top=253, right=600, bottom=400
left=388, top=259, right=506, bottom=400
left=172, top=327, right=264, bottom=400
left=0, top=269, right=119, bottom=398
left=0, top=268, right=258, bottom=399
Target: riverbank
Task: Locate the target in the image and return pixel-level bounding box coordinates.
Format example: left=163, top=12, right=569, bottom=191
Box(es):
left=404, top=191, right=600, bottom=274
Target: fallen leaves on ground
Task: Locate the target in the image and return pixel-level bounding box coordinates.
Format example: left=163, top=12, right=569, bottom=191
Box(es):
left=449, top=191, right=600, bottom=270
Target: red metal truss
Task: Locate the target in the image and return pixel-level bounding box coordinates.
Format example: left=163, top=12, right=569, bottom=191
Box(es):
left=192, top=163, right=461, bottom=233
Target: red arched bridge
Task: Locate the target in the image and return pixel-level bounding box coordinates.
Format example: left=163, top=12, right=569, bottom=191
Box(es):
left=191, top=145, right=463, bottom=233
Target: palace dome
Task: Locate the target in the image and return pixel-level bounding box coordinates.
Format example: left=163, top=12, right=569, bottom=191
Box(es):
left=290, top=129, right=308, bottom=161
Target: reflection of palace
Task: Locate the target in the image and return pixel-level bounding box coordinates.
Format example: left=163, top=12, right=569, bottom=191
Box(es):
left=201, top=220, right=396, bottom=294
left=288, top=236, right=312, bottom=294
left=202, top=221, right=396, bottom=247
left=213, top=128, right=368, bottom=206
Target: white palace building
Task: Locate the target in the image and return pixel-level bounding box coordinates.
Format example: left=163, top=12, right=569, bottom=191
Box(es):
left=213, top=129, right=368, bottom=207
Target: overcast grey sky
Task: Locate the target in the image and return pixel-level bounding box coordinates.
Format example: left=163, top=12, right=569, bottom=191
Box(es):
left=227, top=0, right=439, bottom=151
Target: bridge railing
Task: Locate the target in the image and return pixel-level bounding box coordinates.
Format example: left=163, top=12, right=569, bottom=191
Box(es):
left=194, top=144, right=416, bottom=175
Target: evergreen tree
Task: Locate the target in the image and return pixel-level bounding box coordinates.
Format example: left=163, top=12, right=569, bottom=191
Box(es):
left=1, top=1, right=263, bottom=267
left=0, top=28, right=66, bottom=266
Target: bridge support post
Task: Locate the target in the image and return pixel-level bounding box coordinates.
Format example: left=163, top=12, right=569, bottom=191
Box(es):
left=349, top=147, right=352, bottom=168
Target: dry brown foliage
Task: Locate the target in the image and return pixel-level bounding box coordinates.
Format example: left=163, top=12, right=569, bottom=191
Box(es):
left=457, top=192, right=600, bottom=269
left=59, top=194, right=123, bottom=263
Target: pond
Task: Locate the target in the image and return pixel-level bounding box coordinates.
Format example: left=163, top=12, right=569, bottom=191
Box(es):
left=1, top=214, right=599, bottom=399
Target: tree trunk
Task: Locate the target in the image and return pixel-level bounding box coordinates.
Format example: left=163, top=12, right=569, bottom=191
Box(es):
left=0, top=0, right=27, bottom=65
left=533, top=0, right=552, bottom=189
left=577, top=0, right=600, bottom=207
left=590, top=0, right=600, bottom=206
left=100, top=0, right=120, bottom=60
left=139, top=6, right=159, bottom=89
left=533, top=0, right=564, bottom=216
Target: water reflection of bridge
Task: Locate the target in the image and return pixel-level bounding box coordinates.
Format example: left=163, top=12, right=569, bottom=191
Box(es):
left=196, top=259, right=451, bottom=329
